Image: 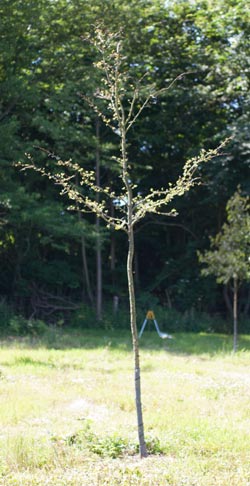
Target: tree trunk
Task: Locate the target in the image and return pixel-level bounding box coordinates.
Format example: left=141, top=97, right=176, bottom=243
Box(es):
left=233, top=276, right=238, bottom=352
left=96, top=214, right=102, bottom=321
left=165, top=288, right=172, bottom=309
left=96, top=117, right=102, bottom=321
left=121, top=110, right=147, bottom=457
left=76, top=174, right=94, bottom=306
left=127, top=226, right=147, bottom=457
left=223, top=283, right=233, bottom=316
left=78, top=211, right=94, bottom=306
left=110, top=203, right=116, bottom=290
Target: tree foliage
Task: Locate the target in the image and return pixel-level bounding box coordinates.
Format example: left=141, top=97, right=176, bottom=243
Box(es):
left=0, top=0, right=249, bottom=326
left=198, top=188, right=250, bottom=285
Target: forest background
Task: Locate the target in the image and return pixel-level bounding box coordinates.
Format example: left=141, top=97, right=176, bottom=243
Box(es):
left=0, top=0, right=249, bottom=335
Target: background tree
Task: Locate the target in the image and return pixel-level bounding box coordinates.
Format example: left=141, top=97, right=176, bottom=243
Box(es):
left=198, top=188, right=250, bottom=351
left=0, top=0, right=249, bottom=328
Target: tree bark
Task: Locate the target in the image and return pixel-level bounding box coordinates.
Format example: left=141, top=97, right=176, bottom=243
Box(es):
left=127, top=224, right=147, bottom=458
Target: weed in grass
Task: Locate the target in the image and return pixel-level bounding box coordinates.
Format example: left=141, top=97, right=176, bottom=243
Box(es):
left=66, top=427, right=135, bottom=458
left=64, top=424, right=164, bottom=459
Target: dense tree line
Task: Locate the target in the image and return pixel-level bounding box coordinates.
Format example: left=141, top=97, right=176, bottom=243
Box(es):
left=0, top=0, right=249, bottom=332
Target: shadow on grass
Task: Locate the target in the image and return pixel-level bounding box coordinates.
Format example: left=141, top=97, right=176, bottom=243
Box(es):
left=1, top=328, right=250, bottom=356
left=151, top=332, right=250, bottom=356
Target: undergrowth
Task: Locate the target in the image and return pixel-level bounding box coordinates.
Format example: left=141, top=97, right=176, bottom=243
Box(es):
left=63, top=423, right=163, bottom=458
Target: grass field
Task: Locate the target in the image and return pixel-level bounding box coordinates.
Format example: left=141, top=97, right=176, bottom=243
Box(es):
left=0, top=329, right=250, bottom=485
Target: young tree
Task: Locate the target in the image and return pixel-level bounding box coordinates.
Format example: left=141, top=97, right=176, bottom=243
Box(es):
left=198, top=188, right=250, bottom=352
left=21, top=28, right=227, bottom=457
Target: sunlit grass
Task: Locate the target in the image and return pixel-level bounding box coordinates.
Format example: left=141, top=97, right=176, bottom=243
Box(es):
left=0, top=329, right=250, bottom=485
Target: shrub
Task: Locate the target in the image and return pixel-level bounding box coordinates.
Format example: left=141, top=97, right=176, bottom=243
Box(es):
left=0, top=300, right=48, bottom=336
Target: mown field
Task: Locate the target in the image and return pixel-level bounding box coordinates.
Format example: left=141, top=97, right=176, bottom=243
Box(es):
left=0, top=329, right=250, bottom=486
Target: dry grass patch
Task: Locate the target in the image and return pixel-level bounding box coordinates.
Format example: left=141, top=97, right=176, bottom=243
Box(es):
left=0, top=330, right=250, bottom=485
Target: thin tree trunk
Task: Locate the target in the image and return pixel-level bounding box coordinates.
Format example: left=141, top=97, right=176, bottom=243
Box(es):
left=78, top=211, right=94, bottom=306
left=76, top=174, right=94, bottom=306
left=127, top=225, right=147, bottom=458
left=223, top=284, right=233, bottom=316
left=165, top=288, right=172, bottom=309
left=233, top=276, right=238, bottom=352
left=114, top=66, right=147, bottom=456
left=123, top=119, right=147, bottom=456
left=96, top=214, right=102, bottom=321
left=96, top=117, right=102, bottom=321
left=110, top=202, right=116, bottom=289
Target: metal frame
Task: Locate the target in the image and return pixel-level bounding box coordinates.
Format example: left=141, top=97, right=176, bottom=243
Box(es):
left=139, top=313, right=172, bottom=339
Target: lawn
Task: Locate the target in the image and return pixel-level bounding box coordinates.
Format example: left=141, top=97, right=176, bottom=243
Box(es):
left=0, top=329, right=250, bottom=485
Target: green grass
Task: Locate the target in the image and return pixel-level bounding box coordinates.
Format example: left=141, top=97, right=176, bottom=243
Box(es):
left=0, top=329, right=250, bottom=485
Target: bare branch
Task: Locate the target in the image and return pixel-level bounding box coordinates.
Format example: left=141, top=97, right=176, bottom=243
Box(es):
left=135, top=218, right=198, bottom=239
left=126, top=72, right=190, bottom=132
